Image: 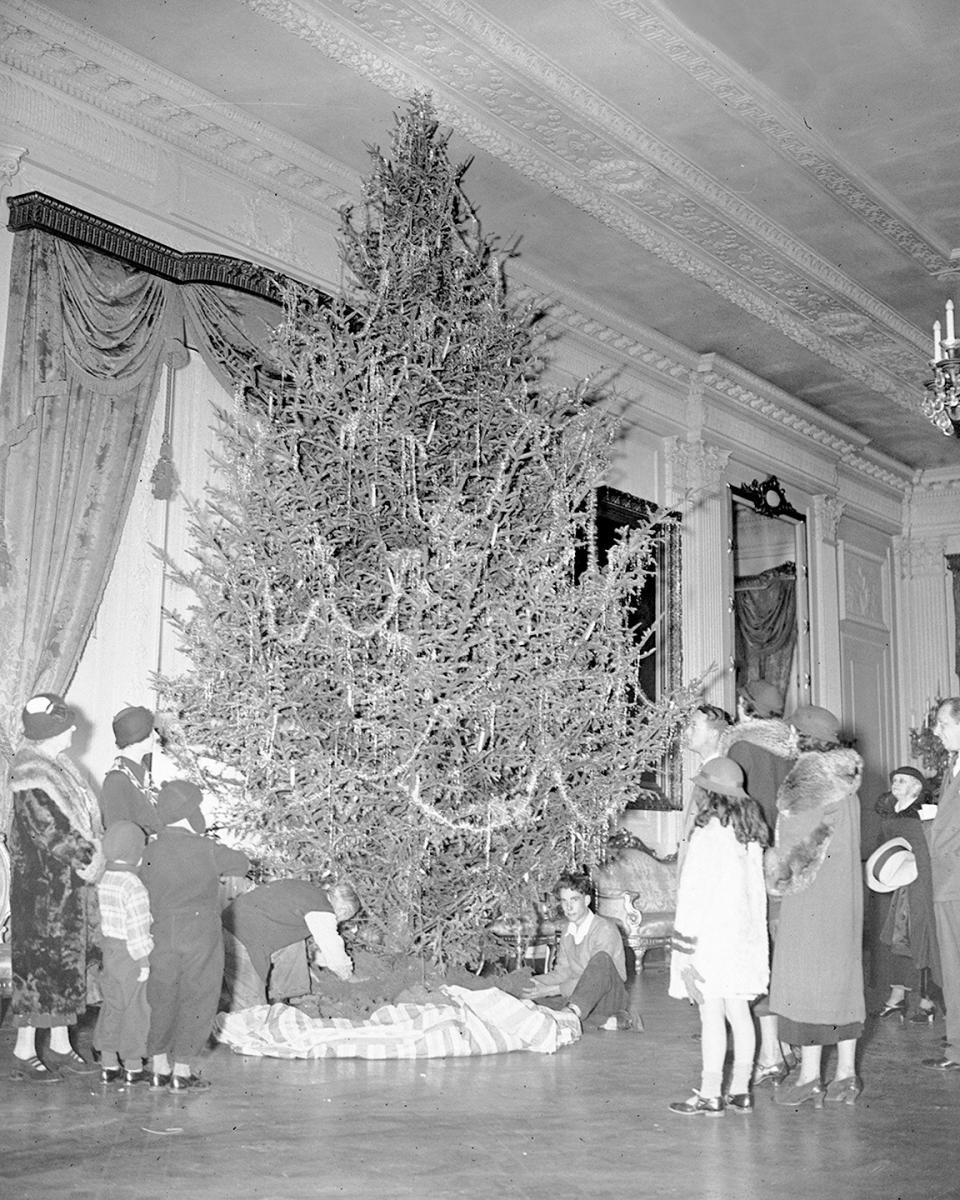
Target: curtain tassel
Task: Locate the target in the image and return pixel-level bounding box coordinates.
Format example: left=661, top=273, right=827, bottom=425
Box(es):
left=151, top=364, right=179, bottom=501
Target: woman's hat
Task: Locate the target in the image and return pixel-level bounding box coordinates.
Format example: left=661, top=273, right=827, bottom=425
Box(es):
left=21, top=693, right=76, bottom=741
left=787, top=704, right=841, bottom=743
left=889, top=765, right=927, bottom=789
left=866, top=837, right=918, bottom=893
left=692, top=756, right=749, bottom=800
left=112, top=705, right=154, bottom=749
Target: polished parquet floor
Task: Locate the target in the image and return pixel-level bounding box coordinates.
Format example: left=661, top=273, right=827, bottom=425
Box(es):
left=0, top=961, right=955, bottom=1200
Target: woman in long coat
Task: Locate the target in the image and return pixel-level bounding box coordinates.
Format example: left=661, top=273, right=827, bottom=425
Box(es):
left=8, top=693, right=103, bottom=1080
left=766, top=705, right=865, bottom=1106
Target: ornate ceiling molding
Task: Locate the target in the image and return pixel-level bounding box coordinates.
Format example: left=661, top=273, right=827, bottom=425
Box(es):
left=0, top=3, right=355, bottom=214
left=597, top=0, right=952, bottom=276
left=239, top=0, right=928, bottom=413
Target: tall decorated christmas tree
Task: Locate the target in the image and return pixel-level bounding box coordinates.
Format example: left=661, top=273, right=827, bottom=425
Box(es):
left=159, top=95, right=689, bottom=969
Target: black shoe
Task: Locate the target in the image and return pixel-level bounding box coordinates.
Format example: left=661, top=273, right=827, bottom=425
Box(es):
left=921, top=1057, right=960, bottom=1071
left=874, top=999, right=907, bottom=1021
left=124, top=1068, right=147, bottom=1084
left=910, top=1006, right=937, bottom=1024
left=169, top=1073, right=211, bottom=1091
left=148, top=1072, right=172, bottom=1089
left=724, top=1092, right=754, bottom=1113
left=100, top=1066, right=122, bottom=1084
left=10, top=1055, right=63, bottom=1084
left=669, top=1090, right=724, bottom=1116
left=45, top=1048, right=98, bottom=1075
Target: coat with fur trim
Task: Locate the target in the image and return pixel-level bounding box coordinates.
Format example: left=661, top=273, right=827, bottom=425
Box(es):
left=767, top=747, right=866, bottom=1028
left=8, top=747, right=102, bottom=1026
left=764, top=747, right=862, bottom=897
left=724, top=718, right=797, bottom=835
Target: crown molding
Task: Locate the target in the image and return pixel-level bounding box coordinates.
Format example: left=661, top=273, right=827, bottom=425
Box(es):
left=237, top=0, right=928, bottom=415
left=0, top=2, right=356, bottom=214
left=506, top=269, right=910, bottom=496
left=597, top=0, right=952, bottom=276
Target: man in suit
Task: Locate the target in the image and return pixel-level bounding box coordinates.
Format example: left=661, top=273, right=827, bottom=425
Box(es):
left=924, top=698, right=960, bottom=1070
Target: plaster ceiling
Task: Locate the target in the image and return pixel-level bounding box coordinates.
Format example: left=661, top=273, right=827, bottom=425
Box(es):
left=23, top=0, right=960, bottom=471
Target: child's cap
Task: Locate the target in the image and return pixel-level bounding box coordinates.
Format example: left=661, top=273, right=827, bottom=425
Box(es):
left=102, top=820, right=147, bottom=866
left=157, top=779, right=204, bottom=825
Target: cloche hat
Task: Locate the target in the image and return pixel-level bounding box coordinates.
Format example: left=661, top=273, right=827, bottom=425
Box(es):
left=692, top=756, right=749, bottom=800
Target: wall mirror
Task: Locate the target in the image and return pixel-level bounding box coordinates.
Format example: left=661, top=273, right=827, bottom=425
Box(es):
left=592, top=486, right=682, bottom=807
left=730, top=476, right=810, bottom=714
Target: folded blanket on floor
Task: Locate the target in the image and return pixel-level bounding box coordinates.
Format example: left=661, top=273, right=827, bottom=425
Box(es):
left=213, top=985, right=581, bottom=1059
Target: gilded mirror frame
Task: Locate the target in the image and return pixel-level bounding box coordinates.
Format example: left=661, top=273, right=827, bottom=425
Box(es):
left=729, top=476, right=811, bottom=712
left=594, top=486, right=683, bottom=808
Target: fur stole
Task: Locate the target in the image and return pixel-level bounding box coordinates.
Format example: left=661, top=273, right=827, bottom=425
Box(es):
left=11, top=748, right=103, bottom=881
left=763, top=747, right=863, bottom=897
left=723, top=717, right=798, bottom=760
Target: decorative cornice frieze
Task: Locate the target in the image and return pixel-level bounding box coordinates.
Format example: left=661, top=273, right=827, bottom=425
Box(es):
left=0, top=4, right=355, bottom=215
left=238, top=0, right=929, bottom=410
left=596, top=0, right=952, bottom=276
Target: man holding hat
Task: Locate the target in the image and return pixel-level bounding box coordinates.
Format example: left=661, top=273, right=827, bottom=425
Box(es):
left=141, top=779, right=249, bottom=1091
left=101, top=705, right=159, bottom=836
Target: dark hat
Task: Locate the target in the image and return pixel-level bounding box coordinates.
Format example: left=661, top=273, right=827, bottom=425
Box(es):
left=102, top=820, right=147, bottom=866
left=113, top=705, right=154, bottom=749
left=21, top=693, right=76, bottom=741
left=788, top=705, right=841, bottom=743
left=889, top=765, right=927, bottom=789
left=741, top=680, right=784, bottom=719
left=692, top=756, right=749, bottom=800
left=157, top=779, right=204, bottom=826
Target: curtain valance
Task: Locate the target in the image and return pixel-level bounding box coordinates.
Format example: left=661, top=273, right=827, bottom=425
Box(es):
left=0, top=192, right=303, bottom=786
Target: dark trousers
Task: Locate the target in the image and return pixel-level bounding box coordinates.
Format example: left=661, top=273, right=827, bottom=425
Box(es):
left=94, top=938, right=150, bottom=1062
left=147, top=910, right=224, bottom=1062
left=542, top=952, right=628, bottom=1027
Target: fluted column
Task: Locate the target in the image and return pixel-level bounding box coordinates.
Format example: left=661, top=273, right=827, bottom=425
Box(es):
left=664, top=433, right=731, bottom=706
left=808, top=493, right=844, bottom=714
left=894, top=536, right=954, bottom=726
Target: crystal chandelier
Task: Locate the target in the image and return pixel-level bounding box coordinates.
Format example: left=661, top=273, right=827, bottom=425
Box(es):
left=923, top=299, right=960, bottom=435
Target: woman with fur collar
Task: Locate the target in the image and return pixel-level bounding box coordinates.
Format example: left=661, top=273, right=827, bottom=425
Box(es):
left=765, top=705, right=866, bottom=1107
left=8, top=693, right=103, bottom=1082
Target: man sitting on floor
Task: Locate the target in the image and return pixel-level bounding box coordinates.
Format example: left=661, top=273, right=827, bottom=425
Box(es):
left=521, top=870, right=639, bottom=1032
left=221, top=877, right=359, bottom=1010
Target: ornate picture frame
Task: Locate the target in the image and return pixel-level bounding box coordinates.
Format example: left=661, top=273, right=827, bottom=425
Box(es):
left=595, top=486, right=683, bottom=808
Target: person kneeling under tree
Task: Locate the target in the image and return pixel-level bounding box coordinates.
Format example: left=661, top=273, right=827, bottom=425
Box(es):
left=221, top=877, right=359, bottom=1010
left=522, top=870, right=639, bottom=1032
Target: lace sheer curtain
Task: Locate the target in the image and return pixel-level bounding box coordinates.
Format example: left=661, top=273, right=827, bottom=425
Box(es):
left=0, top=206, right=285, bottom=823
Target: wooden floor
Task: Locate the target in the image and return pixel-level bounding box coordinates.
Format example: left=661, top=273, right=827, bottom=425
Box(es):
left=0, top=963, right=954, bottom=1200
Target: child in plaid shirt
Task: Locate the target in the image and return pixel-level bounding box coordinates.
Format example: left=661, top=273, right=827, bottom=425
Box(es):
left=94, top=821, right=154, bottom=1084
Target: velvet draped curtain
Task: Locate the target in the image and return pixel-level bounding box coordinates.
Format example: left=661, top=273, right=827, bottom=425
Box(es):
left=733, top=561, right=798, bottom=699
left=0, top=225, right=281, bottom=813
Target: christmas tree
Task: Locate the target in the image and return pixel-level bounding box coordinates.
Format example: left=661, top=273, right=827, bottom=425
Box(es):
left=160, top=95, right=689, bottom=969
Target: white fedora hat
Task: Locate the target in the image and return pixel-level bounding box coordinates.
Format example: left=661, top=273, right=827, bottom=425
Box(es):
left=865, top=837, right=918, bottom=893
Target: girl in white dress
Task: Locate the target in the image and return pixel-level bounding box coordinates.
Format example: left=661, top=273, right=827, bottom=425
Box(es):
left=668, top=757, right=769, bottom=1116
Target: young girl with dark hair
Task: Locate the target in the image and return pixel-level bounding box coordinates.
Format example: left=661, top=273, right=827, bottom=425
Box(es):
left=668, top=757, right=770, bottom=1116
